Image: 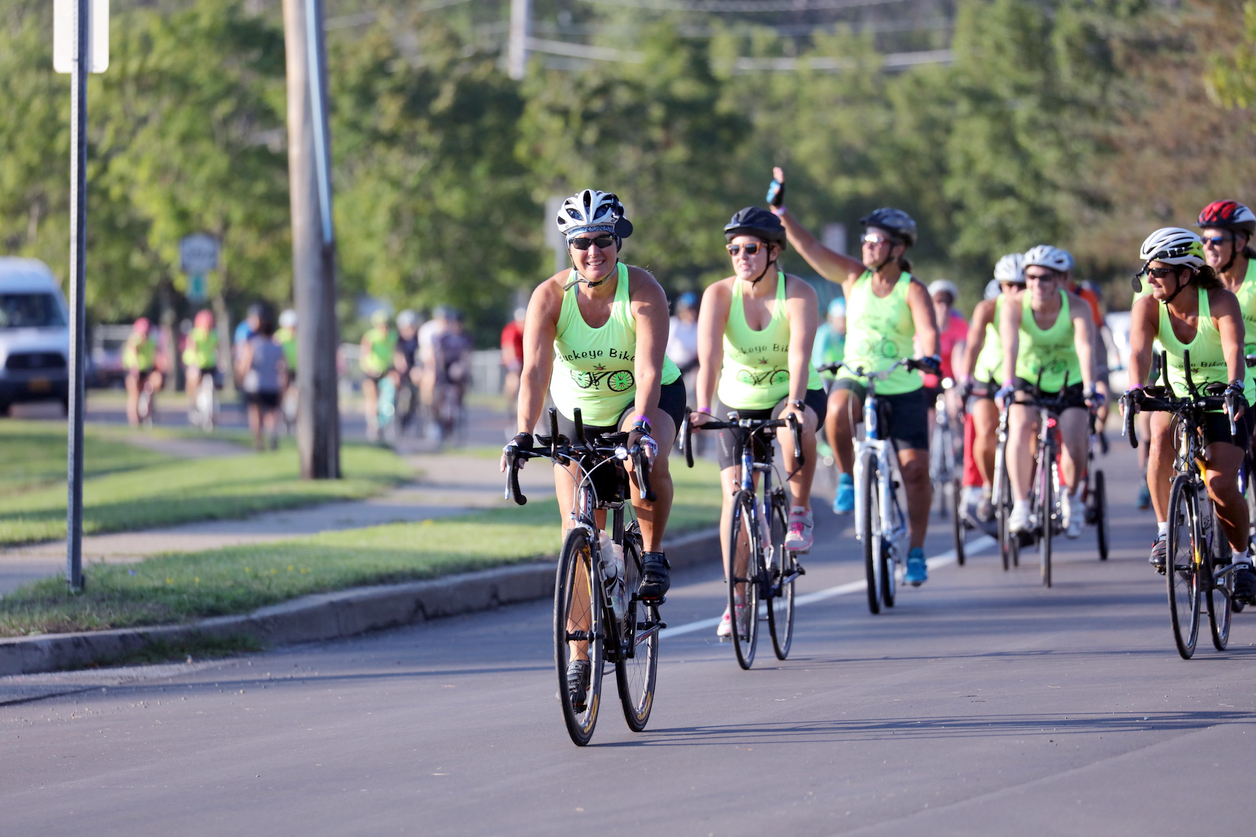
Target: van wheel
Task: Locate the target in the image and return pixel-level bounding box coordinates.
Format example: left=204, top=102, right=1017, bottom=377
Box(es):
left=0, top=402, right=11, bottom=417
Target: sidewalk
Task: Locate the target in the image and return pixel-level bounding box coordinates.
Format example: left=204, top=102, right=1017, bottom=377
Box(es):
left=0, top=452, right=553, bottom=596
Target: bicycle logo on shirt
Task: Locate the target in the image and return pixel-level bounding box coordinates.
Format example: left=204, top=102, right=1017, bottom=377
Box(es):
left=736, top=367, right=789, bottom=387
left=572, top=365, right=635, bottom=392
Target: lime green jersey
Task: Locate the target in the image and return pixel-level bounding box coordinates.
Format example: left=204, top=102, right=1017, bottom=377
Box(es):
left=276, top=326, right=297, bottom=372
left=837, top=271, right=921, bottom=395
left=972, top=297, right=1004, bottom=385
left=182, top=327, right=218, bottom=369
left=1231, top=260, right=1256, bottom=356
left=717, top=272, right=822, bottom=410
left=123, top=334, right=155, bottom=372
left=361, top=327, right=397, bottom=376
left=1158, top=286, right=1254, bottom=402
left=1015, top=291, right=1083, bottom=391
left=550, top=262, right=682, bottom=426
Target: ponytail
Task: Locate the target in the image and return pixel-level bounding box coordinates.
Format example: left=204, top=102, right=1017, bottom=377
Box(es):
left=1193, top=264, right=1224, bottom=291
left=899, top=256, right=913, bottom=273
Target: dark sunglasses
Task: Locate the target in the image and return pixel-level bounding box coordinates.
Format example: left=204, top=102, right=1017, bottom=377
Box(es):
left=1024, top=272, right=1057, bottom=281
left=1144, top=266, right=1180, bottom=279
left=1201, top=235, right=1230, bottom=248
left=569, top=235, right=616, bottom=251
left=726, top=242, right=767, bottom=256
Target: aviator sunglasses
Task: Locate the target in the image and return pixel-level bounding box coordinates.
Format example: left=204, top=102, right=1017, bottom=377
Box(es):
left=569, top=235, right=616, bottom=251
left=726, top=242, right=768, bottom=257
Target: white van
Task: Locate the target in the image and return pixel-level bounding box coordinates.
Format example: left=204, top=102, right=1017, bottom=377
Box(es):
left=0, top=258, right=71, bottom=415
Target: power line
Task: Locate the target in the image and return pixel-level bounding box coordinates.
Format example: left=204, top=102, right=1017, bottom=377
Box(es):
left=324, top=0, right=475, bottom=31
left=574, top=0, right=916, bottom=12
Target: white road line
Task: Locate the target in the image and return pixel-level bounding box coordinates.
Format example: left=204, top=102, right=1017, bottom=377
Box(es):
left=660, top=535, right=996, bottom=639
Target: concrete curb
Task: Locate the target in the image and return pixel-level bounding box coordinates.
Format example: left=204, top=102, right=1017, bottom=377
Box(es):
left=0, top=527, right=720, bottom=676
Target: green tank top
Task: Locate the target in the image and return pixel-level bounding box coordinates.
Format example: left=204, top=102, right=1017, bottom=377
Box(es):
left=1232, top=260, right=1256, bottom=356
left=1015, top=291, right=1083, bottom=391
left=838, top=271, right=921, bottom=395
left=717, top=273, right=823, bottom=410
left=551, top=262, right=682, bottom=425
left=182, top=327, right=217, bottom=369
left=1158, top=287, right=1254, bottom=402
left=972, top=297, right=1004, bottom=384
left=123, top=334, right=155, bottom=371
left=361, top=328, right=397, bottom=376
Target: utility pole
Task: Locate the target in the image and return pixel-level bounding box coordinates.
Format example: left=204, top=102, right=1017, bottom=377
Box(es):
left=283, top=0, right=340, bottom=479
left=508, top=0, right=530, bottom=80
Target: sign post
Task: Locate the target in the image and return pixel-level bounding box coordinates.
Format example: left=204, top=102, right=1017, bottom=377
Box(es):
left=54, top=0, right=108, bottom=593
left=180, top=233, right=219, bottom=306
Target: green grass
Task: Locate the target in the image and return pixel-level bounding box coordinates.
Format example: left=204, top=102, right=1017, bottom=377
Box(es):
left=0, top=420, right=176, bottom=495
left=0, top=444, right=413, bottom=546
left=0, top=459, right=723, bottom=637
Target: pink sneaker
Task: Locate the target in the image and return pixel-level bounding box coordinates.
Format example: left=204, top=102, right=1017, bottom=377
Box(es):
left=784, top=506, right=813, bottom=552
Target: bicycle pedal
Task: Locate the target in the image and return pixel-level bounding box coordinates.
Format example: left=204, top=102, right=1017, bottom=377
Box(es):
left=796, top=565, right=806, bottom=575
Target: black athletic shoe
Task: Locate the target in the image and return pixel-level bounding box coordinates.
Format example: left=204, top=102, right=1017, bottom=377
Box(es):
left=638, top=551, right=670, bottom=601
left=1149, top=536, right=1167, bottom=574
left=1234, top=564, right=1256, bottom=606
left=566, top=659, right=591, bottom=712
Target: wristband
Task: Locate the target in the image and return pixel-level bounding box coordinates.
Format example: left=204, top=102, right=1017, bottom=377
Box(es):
left=790, top=399, right=805, bottom=411
left=1128, top=383, right=1143, bottom=390
left=632, top=414, right=651, bottom=427
left=697, top=407, right=712, bottom=414
left=769, top=205, right=787, bottom=217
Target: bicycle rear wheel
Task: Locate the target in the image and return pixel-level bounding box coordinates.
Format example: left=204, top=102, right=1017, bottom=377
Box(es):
left=766, top=489, right=795, bottom=660
left=1038, top=451, right=1055, bottom=588
left=1165, top=475, right=1201, bottom=659
left=727, top=490, right=760, bottom=669
left=554, top=527, right=604, bottom=745
left=950, top=478, right=966, bottom=566
left=996, top=443, right=1014, bottom=571
left=616, top=525, right=659, bottom=731
left=860, top=453, right=883, bottom=614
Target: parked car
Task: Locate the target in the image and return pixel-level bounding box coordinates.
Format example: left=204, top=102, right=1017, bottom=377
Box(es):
left=88, top=324, right=132, bottom=389
left=0, top=258, right=70, bottom=415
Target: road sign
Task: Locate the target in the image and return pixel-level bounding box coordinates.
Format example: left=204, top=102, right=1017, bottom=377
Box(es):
left=54, top=0, right=109, bottom=74
left=180, top=233, right=220, bottom=274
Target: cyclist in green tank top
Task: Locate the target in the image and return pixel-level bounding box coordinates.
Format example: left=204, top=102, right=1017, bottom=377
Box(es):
left=1125, top=227, right=1256, bottom=604
left=689, top=207, right=825, bottom=638
left=766, top=167, right=941, bottom=586
left=503, top=190, right=683, bottom=616
left=1000, top=245, right=1097, bottom=539
left=958, top=253, right=1025, bottom=522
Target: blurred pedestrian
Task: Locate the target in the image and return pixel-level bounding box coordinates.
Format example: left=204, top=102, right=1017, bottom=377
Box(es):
left=236, top=305, right=287, bottom=451
left=500, top=306, right=526, bottom=413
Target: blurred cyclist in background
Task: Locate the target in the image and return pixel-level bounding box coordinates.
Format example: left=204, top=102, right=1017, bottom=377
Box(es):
left=360, top=310, right=398, bottom=442
left=500, top=307, right=526, bottom=413
left=419, top=306, right=451, bottom=424
left=183, top=309, right=219, bottom=412
left=920, top=279, right=968, bottom=422
left=812, top=297, right=847, bottom=377
left=394, top=309, right=422, bottom=433
left=432, top=311, right=473, bottom=440
left=123, top=317, right=165, bottom=427
left=276, top=309, right=299, bottom=432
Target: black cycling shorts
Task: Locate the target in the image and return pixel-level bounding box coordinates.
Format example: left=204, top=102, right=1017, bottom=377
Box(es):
left=831, top=379, right=930, bottom=451
left=1198, top=409, right=1254, bottom=450
left=555, top=378, right=687, bottom=443
left=1013, top=380, right=1087, bottom=412
left=713, top=388, right=827, bottom=470
left=968, top=378, right=999, bottom=402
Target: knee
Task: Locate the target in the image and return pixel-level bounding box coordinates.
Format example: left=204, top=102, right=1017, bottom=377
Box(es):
left=900, top=458, right=929, bottom=484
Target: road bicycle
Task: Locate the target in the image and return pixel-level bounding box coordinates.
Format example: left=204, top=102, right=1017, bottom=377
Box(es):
left=993, top=392, right=1020, bottom=571
left=929, top=379, right=966, bottom=565
left=1122, top=351, right=1237, bottom=659
left=1082, top=405, right=1110, bottom=561
left=678, top=408, right=806, bottom=668
left=818, top=358, right=936, bottom=615
left=505, top=407, right=663, bottom=746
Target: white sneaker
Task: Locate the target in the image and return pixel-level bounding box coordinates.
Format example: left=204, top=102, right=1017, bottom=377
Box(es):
left=716, top=606, right=733, bottom=640
left=1008, top=501, right=1032, bottom=534
left=1065, top=496, right=1084, bottom=539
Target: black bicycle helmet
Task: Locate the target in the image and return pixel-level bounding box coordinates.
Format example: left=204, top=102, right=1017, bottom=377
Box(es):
left=859, top=208, right=917, bottom=247
left=724, top=206, right=787, bottom=248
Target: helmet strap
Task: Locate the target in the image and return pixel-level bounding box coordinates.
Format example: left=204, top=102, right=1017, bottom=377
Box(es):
left=1160, top=269, right=1191, bottom=307
left=749, top=256, right=778, bottom=285
left=563, top=257, right=619, bottom=291
left=1219, top=231, right=1242, bottom=275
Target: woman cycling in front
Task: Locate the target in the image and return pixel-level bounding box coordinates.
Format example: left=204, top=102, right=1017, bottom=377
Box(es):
left=1000, top=245, right=1097, bottom=540
left=1125, top=228, right=1256, bottom=605
left=690, top=206, right=825, bottom=638
left=767, top=168, right=940, bottom=586
left=502, top=189, right=684, bottom=627
left=959, top=254, right=1025, bottom=522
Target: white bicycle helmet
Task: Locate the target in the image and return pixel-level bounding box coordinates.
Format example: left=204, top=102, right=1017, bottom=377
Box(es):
left=984, top=279, right=1003, bottom=300
left=396, top=309, right=418, bottom=329
left=1022, top=245, right=1071, bottom=273
left=279, top=308, right=297, bottom=329
left=1139, top=227, right=1206, bottom=270
left=1056, top=248, right=1075, bottom=271
left=993, top=253, right=1025, bottom=285
left=555, top=189, right=633, bottom=240
left=928, top=279, right=959, bottom=300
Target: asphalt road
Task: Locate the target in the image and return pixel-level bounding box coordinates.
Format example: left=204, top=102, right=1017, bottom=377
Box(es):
left=2, top=440, right=1254, bottom=836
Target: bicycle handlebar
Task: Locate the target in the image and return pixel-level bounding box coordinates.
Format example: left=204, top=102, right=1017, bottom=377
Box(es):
left=816, top=358, right=915, bottom=381
left=681, top=411, right=805, bottom=467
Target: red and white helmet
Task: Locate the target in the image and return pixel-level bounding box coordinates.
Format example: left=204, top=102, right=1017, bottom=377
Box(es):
left=1196, top=200, right=1256, bottom=235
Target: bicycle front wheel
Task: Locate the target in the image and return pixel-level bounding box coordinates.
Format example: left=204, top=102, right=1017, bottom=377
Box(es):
left=860, top=452, right=883, bottom=614
left=1203, top=504, right=1232, bottom=652
left=996, top=443, right=1015, bottom=571
left=727, top=490, right=760, bottom=669
left=554, top=527, right=604, bottom=745
left=1094, top=470, right=1109, bottom=561
left=1166, top=475, right=1201, bottom=659
left=950, top=477, right=966, bottom=566
left=766, top=489, right=795, bottom=660
left=616, top=525, right=659, bottom=731
left=1038, top=452, right=1055, bottom=588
